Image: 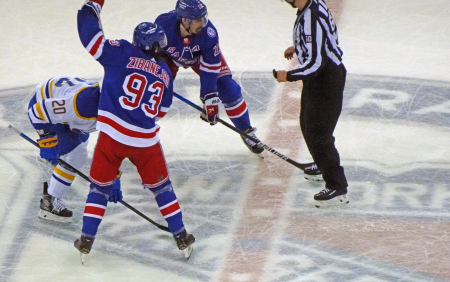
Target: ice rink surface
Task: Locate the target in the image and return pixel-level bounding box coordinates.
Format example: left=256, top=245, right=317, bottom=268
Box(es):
left=1, top=0, right=450, bottom=281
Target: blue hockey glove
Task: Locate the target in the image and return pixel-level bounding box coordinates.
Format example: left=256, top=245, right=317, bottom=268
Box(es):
left=37, top=134, right=59, bottom=165
left=108, top=171, right=123, bottom=203
left=200, top=93, right=220, bottom=125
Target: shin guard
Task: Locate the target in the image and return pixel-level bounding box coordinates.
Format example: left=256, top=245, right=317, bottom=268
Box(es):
left=147, top=181, right=185, bottom=235
left=81, top=184, right=110, bottom=237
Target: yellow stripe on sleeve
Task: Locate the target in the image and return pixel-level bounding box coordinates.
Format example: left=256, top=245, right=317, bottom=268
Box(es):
left=54, top=166, right=76, bottom=181
left=35, top=102, right=47, bottom=122
left=49, top=79, right=54, bottom=98
left=40, top=84, right=45, bottom=100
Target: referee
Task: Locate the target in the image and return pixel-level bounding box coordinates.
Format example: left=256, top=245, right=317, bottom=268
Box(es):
left=274, top=0, right=349, bottom=207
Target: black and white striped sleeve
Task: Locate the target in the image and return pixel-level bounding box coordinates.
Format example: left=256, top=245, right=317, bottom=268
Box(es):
left=286, top=10, right=326, bottom=82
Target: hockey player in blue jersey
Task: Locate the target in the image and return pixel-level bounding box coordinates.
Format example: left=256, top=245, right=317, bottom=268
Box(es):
left=74, top=0, right=195, bottom=259
left=28, top=76, right=103, bottom=223
left=155, top=0, right=264, bottom=154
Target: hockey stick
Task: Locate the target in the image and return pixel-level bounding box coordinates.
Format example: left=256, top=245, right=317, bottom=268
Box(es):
left=173, top=93, right=315, bottom=171
left=8, top=125, right=170, bottom=233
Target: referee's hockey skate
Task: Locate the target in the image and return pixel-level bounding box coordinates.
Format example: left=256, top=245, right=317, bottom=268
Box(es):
left=314, top=187, right=349, bottom=208
left=74, top=234, right=95, bottom=265
left=303, top=163, right=323, bottom=181
left=38, top=182, right=73, bottom=223
left=174, top=229, right=195, bottom=259
left=240, top=127, right=264, bottom=154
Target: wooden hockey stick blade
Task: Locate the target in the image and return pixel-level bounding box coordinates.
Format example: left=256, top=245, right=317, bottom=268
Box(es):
left=173, top=94, right=314, bottom=171
left=8, top=124, right=170, bottom=233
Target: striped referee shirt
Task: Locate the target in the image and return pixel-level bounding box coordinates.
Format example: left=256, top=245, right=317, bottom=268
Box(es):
left=287, top=0, right=343, bottom=82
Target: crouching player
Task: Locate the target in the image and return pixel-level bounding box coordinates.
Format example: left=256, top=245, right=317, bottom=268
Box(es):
left=27, top=76, right=117, bottom=222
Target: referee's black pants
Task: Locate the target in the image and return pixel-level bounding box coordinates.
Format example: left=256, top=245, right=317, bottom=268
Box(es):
left=300, top=62, right=348, bottom=190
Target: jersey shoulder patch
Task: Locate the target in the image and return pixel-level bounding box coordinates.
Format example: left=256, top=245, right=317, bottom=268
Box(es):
left=207, top=27, right=216, bottom=38
left=109, top=39, right=121, bottom=46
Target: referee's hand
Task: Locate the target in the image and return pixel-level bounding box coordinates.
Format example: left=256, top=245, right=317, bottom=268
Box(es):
left=284, top=46, right=295, bottom=60
left=273, top=70, right=288, bottom=83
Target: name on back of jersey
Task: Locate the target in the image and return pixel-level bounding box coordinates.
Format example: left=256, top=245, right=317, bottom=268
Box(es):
left=127, top=57, right=170, bottom=87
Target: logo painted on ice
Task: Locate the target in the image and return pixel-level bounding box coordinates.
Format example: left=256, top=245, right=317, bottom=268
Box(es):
left=336, top=74, right=450, bottom=216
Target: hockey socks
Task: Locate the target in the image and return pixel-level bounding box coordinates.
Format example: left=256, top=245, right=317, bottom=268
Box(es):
left=48, top=164, right=77, bottom=198
left=218, top=76, right=252, bottom=131
left=149, top=181, right=185, bottom=235
left=222, top=97, right=251, bottom=131
left=82, top=189, right=109, bottom=237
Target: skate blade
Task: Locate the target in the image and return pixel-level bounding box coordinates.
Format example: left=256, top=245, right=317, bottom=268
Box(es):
left=38, top=210, right=72, bottom=223
left=80, top=253, right=85, bottom=265
left=315, top=195, right=349, bottom=208
left=304, top=174, right=324, bottom=181
left=184, top=246, right=193, bottom=259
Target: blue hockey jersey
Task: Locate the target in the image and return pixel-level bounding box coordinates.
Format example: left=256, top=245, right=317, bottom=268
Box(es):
left=155, top=11, right=225, bottom=101
left=78, top=3, right=174, bottom=147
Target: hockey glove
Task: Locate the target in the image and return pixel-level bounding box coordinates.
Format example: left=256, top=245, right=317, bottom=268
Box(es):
left=84, top=0, right=104, bottom=17
left=86, top=0, right=104, bottom=8
left=108, top=171, right=123, bottom=203
left=37, top=134, right=59, bottom=166
left=200, top=93, right=221, bottom=125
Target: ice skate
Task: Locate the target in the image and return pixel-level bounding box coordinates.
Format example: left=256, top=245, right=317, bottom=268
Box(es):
left=303, top=163, right=323, bottom=181
left=74, top=235, right=95, bottom=265
left=174, top=229, right=195, bottom=259
left=240, top=127, right=264, bottom=154
left=38, top=182, right=73, bottom=223
left=314, top=187, right=349, bottom=208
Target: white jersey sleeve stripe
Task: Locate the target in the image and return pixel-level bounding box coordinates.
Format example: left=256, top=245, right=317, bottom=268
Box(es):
left=200, top=56, right=221, bottom=68
left=159, top=106, right=169, bottom=113
left=28, top=107, right=45, bottom=125
left=199, top=56, right=222, bottom=73
left=199, top=65, right=221, bottom=73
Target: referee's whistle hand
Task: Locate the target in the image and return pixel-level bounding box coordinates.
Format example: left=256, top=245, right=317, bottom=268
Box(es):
left=276, top=70, right=288, bottom=83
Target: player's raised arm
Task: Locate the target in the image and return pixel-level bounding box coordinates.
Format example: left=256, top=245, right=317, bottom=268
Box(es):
left=77, top=0, right=106, bottom=60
